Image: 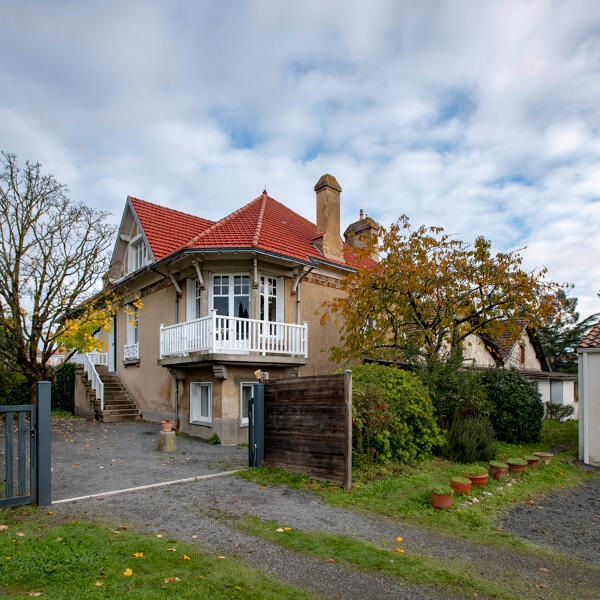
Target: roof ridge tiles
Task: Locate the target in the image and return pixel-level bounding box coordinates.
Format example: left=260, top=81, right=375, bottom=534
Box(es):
left=252, top=192, right=268, bottom=246
left=187, top=193, right=263, bottom=247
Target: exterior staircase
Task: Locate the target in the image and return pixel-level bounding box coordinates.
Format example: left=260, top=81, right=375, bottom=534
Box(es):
left=75, top=364, right=141, bottom=423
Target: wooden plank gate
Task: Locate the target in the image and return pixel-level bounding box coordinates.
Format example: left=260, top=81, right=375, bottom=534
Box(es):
left=249, top=371, right=352, bottom=489
left=0, top=382, right=52, bottom=508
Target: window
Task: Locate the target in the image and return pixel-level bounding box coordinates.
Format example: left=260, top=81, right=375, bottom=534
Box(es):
left=211, top=274, right=250, bottom=318
left=186, top=278, right=202, bottom=321
left=519, top=343, right=525, bottom=365
left=132, top=241, right=145, bottom=271
left=240, top=382, right=253, bottom=426
left=550, top=380, right=563, bottom=405
left=259, top=276, right=283, bottom=323
left=126, top=305, right=139, bottom=345
left=190, top=382, right=212, bottom=424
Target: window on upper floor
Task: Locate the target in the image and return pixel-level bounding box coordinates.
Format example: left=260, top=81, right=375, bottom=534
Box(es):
left=211, top=274, right=250, bottom=318
left=133, top=241, right=145, bottom=271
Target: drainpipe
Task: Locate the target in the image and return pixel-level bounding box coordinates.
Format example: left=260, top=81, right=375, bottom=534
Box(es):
left=292, top=267, right=314, bottom=324
left=174, top=376, right=179, bottom=431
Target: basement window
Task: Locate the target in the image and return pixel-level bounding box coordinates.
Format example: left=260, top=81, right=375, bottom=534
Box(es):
left=190, top=382, right=212, bottom=425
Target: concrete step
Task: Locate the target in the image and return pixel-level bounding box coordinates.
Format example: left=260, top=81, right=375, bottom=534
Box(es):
left=101, top=414, right=140, bottom=423
left=99, top=408, right=141, bottom=416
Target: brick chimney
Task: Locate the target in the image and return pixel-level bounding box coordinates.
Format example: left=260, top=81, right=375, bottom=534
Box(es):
left=314, top=174, right=343, bottom=262
left=344, top=209, right=379, bottom=262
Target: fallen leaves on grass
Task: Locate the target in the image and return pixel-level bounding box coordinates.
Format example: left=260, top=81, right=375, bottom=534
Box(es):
left=166, top=548, right=177, bottom=552
left=15, top=532, right=24, bottom=537
left=395, top=536, right=403, bottom=542
left=535, top=583, right=549, bottom=589
left=132, top=552, right=143, bottom=558
left=123, top=568, right=133, bottom=576
left=394, top=548, right=405, bottom=553
left=284, top=527, right=292, bottom=531
left=56, top=538, right=62, bottom=542
left=182, top=555, right=190, bottom=560
left=94, top=582, right=103, bottom=587
left=0, top=525, right=8, bottom=531
left=275, top=528, right=284, bottom=533
left=191, top=535, right=198, bottom=539
left=164, top=577, right=180, bottom=583
left=155, top=534, right=163, bottom=538
left=326, top=558, right=336, bottom=562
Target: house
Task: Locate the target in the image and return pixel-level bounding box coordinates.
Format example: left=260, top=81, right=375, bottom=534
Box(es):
left=462, top=322, right=577, bottom=416
left=576, top=320, right=600, bottom=465
left=74, top=174, right=376, bottom=445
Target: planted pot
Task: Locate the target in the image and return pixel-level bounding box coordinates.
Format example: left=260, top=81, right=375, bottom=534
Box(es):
left=489, top=461, right=508, bottom=480
left=450, top=476, right=472, bottom=495
left=161, top=420, right=175, bottom=433
left=534, top=452, right=553, bottom=465
left=507, top=457, right=527, bottom=474
left=525, top=454, right=539, bottom=468
left=431, top=486, right=454, bottom=510
left=465, top=473, right=489, bottom=488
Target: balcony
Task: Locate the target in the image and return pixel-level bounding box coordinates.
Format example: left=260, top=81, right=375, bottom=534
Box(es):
left=159, top=312, right=308, bottom=364
left=124, top=343, right=139, bottom=361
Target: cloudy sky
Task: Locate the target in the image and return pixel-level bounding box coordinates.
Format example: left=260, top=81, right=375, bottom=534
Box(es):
left=2, top=1, right=600, bottom=315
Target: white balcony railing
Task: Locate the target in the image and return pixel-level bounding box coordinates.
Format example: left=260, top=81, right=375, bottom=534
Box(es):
left=159, top=311, right=308, bottom=359
left=124, top=342, right=139, bottom=361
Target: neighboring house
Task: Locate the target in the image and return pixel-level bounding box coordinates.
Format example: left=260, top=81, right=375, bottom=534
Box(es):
left=463, top=322, right=578, bottom=417
left=577, top=320, right=600, bottom=465
left=37, top=347, right=67, bottom=366
left=74, top=174, right=376, bottom=444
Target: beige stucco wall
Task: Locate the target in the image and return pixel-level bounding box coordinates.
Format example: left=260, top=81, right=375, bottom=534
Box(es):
left=537, top=379, right=550, bottom=404
left=298, top=274, right=346, bottom=376
left=579, top=351, right=600, bottom=465
left=462, top=334, right=497, bottom=367
left=177, top=364, right=294, bottom=445
left=505, top=332, right=542, bottom=370
left=115, top=283, right=177, bottom=422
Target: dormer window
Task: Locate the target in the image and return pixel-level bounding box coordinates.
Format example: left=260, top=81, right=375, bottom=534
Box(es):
left=128, top=237, right=146, bottom=273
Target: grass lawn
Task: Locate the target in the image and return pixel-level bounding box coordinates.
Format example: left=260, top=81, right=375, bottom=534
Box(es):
left=239, top=420, right=597, bottom=548
left=0, top=507, right=317, bottom=599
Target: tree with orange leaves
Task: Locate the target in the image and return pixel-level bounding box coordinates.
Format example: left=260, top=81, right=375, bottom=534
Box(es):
left=323, top=215, right=565, bottom=365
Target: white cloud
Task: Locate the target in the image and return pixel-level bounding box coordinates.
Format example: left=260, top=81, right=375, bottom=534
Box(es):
left=1, top=0, right=600, bottom=318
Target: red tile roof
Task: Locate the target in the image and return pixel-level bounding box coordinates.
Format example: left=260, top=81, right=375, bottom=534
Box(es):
left=129, top=197, right=213, bottom=260
left=579, top=319, right=600, bottom=349
left=131, top=192, right=376, bottom=269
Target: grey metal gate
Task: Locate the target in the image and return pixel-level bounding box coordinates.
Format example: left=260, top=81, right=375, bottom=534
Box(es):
left=248, top=383, right=264, bottom=468
left=0, top=381, right=51, bottom=507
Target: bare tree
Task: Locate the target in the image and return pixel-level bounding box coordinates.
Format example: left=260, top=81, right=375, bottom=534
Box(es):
left=0, top=152, right=115, bottom=394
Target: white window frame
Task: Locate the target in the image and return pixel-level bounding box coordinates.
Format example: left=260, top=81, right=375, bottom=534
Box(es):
left=240, top=382, right=254, bottom=427
left=186, top=278, right=202, bottom=321
left=128, top=234, right=145, bottom=273
left=126, top=305, right=139, bottom=345
left=190, top=382, right=212, bottom=425
left=259, top=274, right=284, bottom=323
left=209, top=273, right=250, bottom=317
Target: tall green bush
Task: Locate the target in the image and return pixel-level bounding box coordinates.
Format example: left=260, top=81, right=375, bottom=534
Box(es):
left=416, top=354, right=490, bottom=427
left=478, top=369, right=544, bottom=443
left=53, top=362, right=75, bottom=412
left=443, top=415, right=497, bottom=463
left=346, top=364, right=444, bottom=465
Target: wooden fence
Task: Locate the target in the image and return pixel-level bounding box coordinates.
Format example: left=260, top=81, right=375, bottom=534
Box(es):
left=262, top=371, right=352, bottom=488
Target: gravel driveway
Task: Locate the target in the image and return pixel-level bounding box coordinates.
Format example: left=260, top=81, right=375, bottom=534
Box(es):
left=502, top=478, right=600, bottom=565
left=51, top=417, right=247, bottom=500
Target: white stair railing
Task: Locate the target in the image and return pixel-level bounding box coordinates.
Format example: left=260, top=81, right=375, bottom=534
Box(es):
left=74, top=352, right=105, bottom=411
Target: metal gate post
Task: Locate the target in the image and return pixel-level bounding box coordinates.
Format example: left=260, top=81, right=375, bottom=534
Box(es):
left=249, top=383, right=264, bottom=467
left=36, top=381, right=52, bottom=506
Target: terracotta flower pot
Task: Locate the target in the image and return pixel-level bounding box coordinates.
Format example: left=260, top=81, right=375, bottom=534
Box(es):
left=534, top=452, right=553, bottom=465
left=490, top=465, right=508, bottom=480
left=450, top=478, right=472, bottom=495
left=431, top=491, right=453, bottom=510
left=161, top=420, right=175, bottom=433
left=526, top=456, right=539, bottom=468
left=507, top=460, right=527, bottom=474
left=465, top=474, right=488, bottom=488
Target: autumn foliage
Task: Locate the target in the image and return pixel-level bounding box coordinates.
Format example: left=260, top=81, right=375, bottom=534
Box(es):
left=323, top=215, right=565, bottom=365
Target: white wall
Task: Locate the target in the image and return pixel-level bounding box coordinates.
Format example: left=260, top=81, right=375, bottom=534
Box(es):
left=579, top=350, right=600, bottom=466
left=462, top=334, right=497, bottom=367
left=505, top=332, right=542, bottom=370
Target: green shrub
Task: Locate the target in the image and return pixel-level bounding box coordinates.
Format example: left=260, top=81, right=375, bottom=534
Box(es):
left=53, top=362, right=75, bottom=412
left=346, top=364, right=444, bottom=466
left=544, top=401, right=574, bottom=422
left=478, top=369, right=544, bottom=443
left=431, top=485, right=453, bottom=496
left=206, top=434, right=221, bottom=445
left=443, top=416, right=497, bottom=463
left=416, top=354, right=490, bottom=427
left=0, top=371, right=29, bottom=405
